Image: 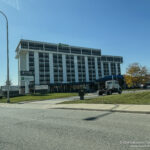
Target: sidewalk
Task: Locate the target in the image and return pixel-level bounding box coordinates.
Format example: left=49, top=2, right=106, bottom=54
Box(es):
left=52, top=104, right=150, bottom=114
left=0, top=95, right=150, bottom=114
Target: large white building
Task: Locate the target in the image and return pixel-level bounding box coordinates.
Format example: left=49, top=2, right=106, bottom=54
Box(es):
left=16, top=39, right=123, bottom=94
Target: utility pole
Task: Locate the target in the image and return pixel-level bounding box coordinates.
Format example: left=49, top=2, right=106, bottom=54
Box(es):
left=0, top=10, right=10, bottom=103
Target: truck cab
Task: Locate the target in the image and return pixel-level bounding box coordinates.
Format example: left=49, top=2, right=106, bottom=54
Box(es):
left=98, top=80, right=122, bottom=95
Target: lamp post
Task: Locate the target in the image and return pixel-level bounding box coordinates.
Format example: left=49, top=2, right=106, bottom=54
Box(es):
left=0, top=10, right=10, bottom=103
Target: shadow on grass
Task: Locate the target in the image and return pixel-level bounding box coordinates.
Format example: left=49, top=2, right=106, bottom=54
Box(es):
left=83, top=104, right=119, bottom=121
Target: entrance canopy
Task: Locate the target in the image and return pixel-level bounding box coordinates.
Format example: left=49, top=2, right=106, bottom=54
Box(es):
left=96, top=75, right=124, bottom=82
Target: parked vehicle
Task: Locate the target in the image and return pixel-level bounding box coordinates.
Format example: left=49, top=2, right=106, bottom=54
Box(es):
left=0, top=89, right=2, bottom=99
left=98, top=80, right=122, bottom=95
left=143, top=83, right=150, bottom=89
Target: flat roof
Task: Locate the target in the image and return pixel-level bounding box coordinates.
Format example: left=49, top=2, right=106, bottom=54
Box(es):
left=15, top=39, right=123, bottom=61
left=16, top=39, right=101, bottom=51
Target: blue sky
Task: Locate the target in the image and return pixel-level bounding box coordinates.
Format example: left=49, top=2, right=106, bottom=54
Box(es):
left=0, top=0, right=150, bottom=85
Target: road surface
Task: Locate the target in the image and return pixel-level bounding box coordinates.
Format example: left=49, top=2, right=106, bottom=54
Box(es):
left=0, top=106, right=150, bottom=150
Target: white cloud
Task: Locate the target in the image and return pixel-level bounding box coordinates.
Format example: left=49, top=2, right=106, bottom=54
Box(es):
left=0, top=0, right=21, bottom=10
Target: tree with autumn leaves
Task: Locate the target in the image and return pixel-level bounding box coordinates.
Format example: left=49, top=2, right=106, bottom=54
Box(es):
left=124, top=63, right=150, bottom=88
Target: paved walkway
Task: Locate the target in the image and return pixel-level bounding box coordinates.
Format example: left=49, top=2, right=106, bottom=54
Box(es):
left=1, top=91, right=150, bottom=113
left=0, top=95, right=150, bottom=114
left=0, top=95, right=98, bottom=110
left=53, top=103, right=150, bottom=114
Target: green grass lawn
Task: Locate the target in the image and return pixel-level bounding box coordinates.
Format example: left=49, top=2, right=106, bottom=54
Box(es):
left=61, top=91, right=150, bottom=105
left=0, top=93, right=78, bottom=103
left=122, top=88, right=145, bottom=91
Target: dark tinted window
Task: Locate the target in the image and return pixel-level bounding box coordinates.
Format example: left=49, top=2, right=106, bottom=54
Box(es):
left=29, top=42, right=43, bottom=50
left=101, top=56, right=107, bottom=61
left=92, top=50, right=101, bottom=56
left=71, top=48, right=81, bottom=54
left=45, top=44, right=57, bottom=52
left=82, top=49, right=91, bottom=55
left=107, top=57, right=113, bottom=61
left=21, top=42, right=28, bottom=49
left=58, top=45, right=70, bottom=53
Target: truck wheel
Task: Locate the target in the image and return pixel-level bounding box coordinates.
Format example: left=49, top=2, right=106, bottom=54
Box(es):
left=109, top=91, right=112, bottom=95
left=98, top=91, right=103, bottom=96
left=107, top=91, right=112, bottom=95
left=118, top=90, right=122, bottom=94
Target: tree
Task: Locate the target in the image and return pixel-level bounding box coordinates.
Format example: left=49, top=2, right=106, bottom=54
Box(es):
left=124, top=63, right=149, bottom=88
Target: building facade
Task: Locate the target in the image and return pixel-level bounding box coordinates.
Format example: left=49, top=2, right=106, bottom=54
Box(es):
left=16, top=39, right=123, bottom=94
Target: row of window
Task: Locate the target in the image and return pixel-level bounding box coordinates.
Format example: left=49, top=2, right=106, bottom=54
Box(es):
left=88, top=57, right=96, bottom=82
left=20, top=41, right=101, bottom=56
left=77, top=56, right=86, bottom=82
left=39, top=53, right=50, bottom=84
left=28, top=52, right=121, bottom=84
left=53, top=54, right=63, bottom=83
left=29, top=52, right=34, bottom=73
left=66, top=55, right=75, bottom=83
left=97, top=58, right=102, bottom=77
left=25, top=49, right=123, bottom=63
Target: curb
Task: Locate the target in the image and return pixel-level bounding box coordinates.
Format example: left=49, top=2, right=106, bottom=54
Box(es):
left=52, top=107, right=150, bottom=114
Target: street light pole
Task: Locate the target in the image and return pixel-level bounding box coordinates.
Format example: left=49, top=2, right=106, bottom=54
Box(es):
left=0, top=10, right=10, bottom=103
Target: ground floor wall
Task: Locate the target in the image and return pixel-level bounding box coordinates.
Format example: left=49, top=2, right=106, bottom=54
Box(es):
left=19, top=75, right=125, bottom=94
left=19, top=82, right=97, bottom=94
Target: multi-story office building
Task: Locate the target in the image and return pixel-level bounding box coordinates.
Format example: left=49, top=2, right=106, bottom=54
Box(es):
left=16, top=39, right=123, bottom=94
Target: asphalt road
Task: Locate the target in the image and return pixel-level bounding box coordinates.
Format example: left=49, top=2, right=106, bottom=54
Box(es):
left=0, top=107, right=150, bottom=150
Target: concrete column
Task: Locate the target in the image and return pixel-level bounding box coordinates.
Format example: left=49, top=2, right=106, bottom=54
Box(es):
left=118, top=64, right=121, bottom=74
left=49, top=53, right=54, bottom=83
left=26, top=52, right=29, bottom=71
left=25, top=81, right=29, bottom=94
left=108, top=62, right=111, bottom=76
left=95, top=57, right=99, bottom=80
left=18, top=56, right=22, bottom=94
left=34, top=52, right=40, bottom=85
left=18, top=56, right=21, bottom=86
left=74, top=56, right=79, bottom=82
left=85, top=56, right=89, bottom=82
left=116, top=63, right=118, bottom=75
left=101, top=61, right=104, bottom=78
left=62, top=54, right=67, bottom=83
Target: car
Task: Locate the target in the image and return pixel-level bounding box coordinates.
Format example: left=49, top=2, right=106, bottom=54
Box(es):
left=143, top=84, right=150, bottom=89
left=146, top=85, right=150, bottom=89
